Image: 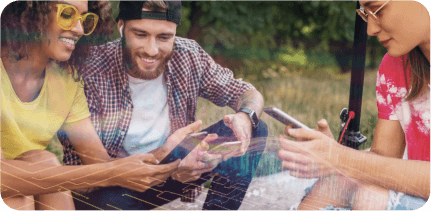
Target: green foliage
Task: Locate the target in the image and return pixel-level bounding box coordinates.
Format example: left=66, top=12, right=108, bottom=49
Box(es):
left=278, top=43, right=308, bottom=67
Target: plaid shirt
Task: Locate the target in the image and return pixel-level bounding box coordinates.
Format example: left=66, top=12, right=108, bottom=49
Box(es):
left=59, top=37, right=255, bottom=165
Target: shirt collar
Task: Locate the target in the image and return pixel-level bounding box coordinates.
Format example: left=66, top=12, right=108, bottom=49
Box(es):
left=115, top=38, right=130, bottom=90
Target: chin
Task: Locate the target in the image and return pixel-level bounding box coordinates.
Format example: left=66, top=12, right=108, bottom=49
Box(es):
left=386, top=49, right=405, bottom=58
left=53, top=53, right=73, bottom=62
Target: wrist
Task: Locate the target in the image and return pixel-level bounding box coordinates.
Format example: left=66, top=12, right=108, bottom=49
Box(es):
left=236, top=112, right=251, bottom=123
left=98, top=161, right=116, bottom=188
left=330, top=144, right=357, bottom=178
left=237, top=107, right=259, bottom=129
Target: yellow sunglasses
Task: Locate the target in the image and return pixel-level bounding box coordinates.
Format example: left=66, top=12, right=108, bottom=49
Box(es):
left=56, top=4, right=99, bottom=36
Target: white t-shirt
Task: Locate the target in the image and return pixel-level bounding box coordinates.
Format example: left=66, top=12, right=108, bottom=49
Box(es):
left=123, top=73, right=170, bottom=155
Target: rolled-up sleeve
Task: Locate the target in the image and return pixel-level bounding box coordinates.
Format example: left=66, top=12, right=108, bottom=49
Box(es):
left=197, top=47, right=255, bottom=109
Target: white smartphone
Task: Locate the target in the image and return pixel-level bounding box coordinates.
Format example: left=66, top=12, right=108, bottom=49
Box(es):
left=264, top=107, right=311, bottom=130
left=208, top=141, right=242, bottom=155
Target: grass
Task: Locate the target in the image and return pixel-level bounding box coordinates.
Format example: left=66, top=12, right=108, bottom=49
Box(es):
left=46, top=68, right=379, bottom=177
left=195, top=69, right=378, bottom=176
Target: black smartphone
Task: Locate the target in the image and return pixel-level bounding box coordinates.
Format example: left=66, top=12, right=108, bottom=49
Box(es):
left=264, top=107, right=311, bottom=130
left=159, top=131, right=208, bottom=164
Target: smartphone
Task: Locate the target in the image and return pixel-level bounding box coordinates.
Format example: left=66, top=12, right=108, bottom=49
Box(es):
left=159, top=131, right=208, bottom=164
left=208, top=140, right=242, bottom=155
left=264, top=107, right=311, bottom=130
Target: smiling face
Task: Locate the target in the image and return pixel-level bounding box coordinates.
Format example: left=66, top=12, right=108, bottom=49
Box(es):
left=361, top=1, right=430, bottom=57
left=119, top=13, right=177, bottom=80
left=40, top=0, right=87, bottom=62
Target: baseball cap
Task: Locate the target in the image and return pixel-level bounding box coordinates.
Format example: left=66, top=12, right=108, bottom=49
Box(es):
left=116, top=1, right=181, bottom=25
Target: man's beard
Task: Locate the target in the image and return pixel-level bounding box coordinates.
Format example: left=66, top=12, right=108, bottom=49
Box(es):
left=122, top=37, right=174, bottom=80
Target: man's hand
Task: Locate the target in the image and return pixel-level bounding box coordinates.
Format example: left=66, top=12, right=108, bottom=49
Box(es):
left=278, top=119, right=343, bottom=178
left=154, top=120, right=203, bottom=162
left=108, top=153, right=180, bottom=192
left=172, top=134, right=223, bottom=183
left=222, top=112, right=252, bottom=161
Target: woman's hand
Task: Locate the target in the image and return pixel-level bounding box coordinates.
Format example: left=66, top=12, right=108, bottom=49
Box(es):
left=108, top=153, right=180, bottom=192
left=278, top=119, right=343, bottom=178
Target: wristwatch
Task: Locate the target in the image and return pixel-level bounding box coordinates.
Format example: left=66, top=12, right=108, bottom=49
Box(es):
left=238, top=108, right=259, bottom=129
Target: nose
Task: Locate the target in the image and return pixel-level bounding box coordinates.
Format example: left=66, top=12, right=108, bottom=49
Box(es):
left=70, top=19, right=85, bottom=36
left=366, top=18, right=381, bottom=37
left=144, top=38, right=159, bottom=57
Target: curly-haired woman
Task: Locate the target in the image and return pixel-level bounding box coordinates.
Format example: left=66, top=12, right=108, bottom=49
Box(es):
left=1, top=1, right=182, bottom=210
left=278, top=0, right=429, bottom=210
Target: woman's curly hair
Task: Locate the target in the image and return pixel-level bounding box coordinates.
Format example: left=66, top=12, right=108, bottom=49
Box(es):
left=1, top=1, right=115, bottom=80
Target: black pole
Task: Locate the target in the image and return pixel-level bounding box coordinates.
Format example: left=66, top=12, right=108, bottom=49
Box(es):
left=339, top=1, right=368, bottom=149
left=348, top=1, right=368, bottom=132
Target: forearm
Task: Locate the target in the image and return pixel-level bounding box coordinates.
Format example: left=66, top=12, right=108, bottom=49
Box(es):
left=0, top=158, right=113, bottom=198
left=334, top=147, right=430, bottom=199
left=234, top=89, right=264, bottom=117
left=77, top=147, right=113, bottom=164
left=62, top=118, right=113, bottom=165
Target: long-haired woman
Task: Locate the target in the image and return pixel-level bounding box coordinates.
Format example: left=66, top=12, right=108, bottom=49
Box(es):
left=279, top=1, right=429, bottom=210
left=1, top=1, right=180, bottom=210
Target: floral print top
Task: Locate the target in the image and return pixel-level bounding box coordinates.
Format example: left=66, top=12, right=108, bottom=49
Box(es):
left=376, top=54, right=430, bottom=161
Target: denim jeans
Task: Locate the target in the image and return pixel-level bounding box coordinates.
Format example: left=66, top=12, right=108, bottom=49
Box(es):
left=73, top=120, right=268, bottom=210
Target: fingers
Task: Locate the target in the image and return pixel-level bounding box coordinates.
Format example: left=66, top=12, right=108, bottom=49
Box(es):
left=317, top=119, right=329, bottom=129
left=221, top=150, right=238, bottom=161
left=139, top=153, right=160, bottom=165
left=200, top=133, right=218, bottom=151
left=158, top=159, right=180, bottom=173
left=183, top=120, right=203, bottom=134
left=238, top=136, right=250, bottom=155
left=199, top=152, right=220, bottom=162
left=223, top=114, right=234, bottom=128
left=172, top=170, right=202, bottom=183
left=166, top=120, right=203, bottom=149
left=173, top=120, right=203, bottom=140
left=283, top=125, right=293, bottom=136
left=278, top=135, right=306, bottom=154
left=233, top=124, right=250, bottom=155
left=286, top=127, right=326, bottom=141
left=281, top=158, right=324, bottom=179
left=316, top=119, right=335, bottom=139
left=278, top=149, right=313, bottom=165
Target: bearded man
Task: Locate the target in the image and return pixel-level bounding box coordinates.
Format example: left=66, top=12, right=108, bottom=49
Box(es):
left=58, top=1, right=268, bottom=210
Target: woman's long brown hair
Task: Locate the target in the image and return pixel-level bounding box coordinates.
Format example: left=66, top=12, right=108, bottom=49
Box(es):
left=404, top=46, right=430, bottom=101
left=1, top=1, right=115, bottom=81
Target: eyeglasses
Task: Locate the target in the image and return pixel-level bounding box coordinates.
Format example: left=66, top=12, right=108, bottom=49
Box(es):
left=55, top=4, right=99, bottom=36
left=356, top=1, right=390, bottom=23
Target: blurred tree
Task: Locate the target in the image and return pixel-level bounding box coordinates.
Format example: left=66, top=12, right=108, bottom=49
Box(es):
left=179, top=1, right=366, bottom=72
left=108, top=1, right=386, bottom=73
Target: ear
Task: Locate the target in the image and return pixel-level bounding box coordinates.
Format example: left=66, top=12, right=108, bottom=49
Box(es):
left=117, top=20, right=124, bottom=37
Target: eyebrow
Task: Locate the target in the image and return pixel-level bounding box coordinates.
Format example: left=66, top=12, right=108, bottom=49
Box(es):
left=363, top=1, right=383, bottom=8
left=59, top=2, right=89, bottom=14
left=130, top=27, right=175, bottom=36
left=363, top=2, right=372, bottom=7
